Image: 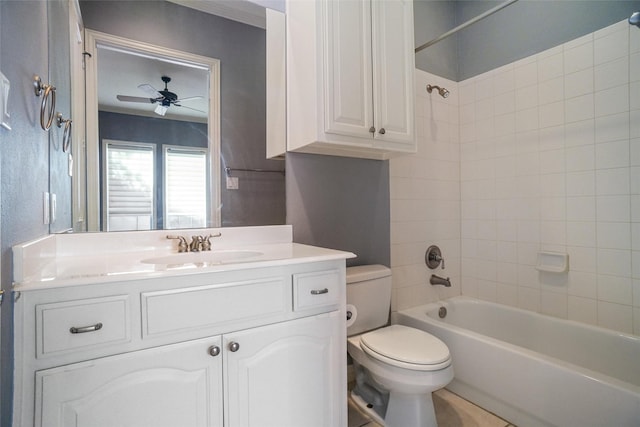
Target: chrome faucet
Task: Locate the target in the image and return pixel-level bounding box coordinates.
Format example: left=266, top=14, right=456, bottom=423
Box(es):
left=190, top=235, right=203, bottom=252
left=167, top=233, right=222, bottom=252
left=430, top=274, right=451, bottom=287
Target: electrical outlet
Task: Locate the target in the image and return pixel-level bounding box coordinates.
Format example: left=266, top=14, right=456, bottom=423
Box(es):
left=226, top=176, right=239, bottom=190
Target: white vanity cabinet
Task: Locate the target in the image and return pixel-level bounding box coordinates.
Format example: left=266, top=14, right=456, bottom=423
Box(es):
left=14, top=261, right=347, bottom=427
left=284, top=0, right=416, bottom=160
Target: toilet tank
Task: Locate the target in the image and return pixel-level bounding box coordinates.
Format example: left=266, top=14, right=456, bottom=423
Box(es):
left=346, top=265, right=392, bottom=336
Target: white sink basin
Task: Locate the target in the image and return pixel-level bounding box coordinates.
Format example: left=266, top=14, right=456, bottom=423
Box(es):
left=142, top=250, right=264, bottom=266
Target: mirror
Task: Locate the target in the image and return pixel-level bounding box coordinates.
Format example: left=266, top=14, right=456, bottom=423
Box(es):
left=67, top=0, right=286, bottom=232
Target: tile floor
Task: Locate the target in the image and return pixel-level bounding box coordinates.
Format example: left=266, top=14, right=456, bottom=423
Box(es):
left=348, top=388, right=516, bottom=427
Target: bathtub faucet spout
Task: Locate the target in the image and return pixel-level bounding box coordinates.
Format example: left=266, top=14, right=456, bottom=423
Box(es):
left=430, top=274, right=451, bottom=287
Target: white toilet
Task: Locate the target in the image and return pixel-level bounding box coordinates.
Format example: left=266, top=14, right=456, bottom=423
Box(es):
left=346, top=265, right=453, bottom=427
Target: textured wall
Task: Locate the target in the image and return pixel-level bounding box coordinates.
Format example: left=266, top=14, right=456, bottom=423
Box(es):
left=0, top=2, right=51, bottom=424
left=286, top=153, right=390, bottom=267
left=80, top=0, right=285, bottom=229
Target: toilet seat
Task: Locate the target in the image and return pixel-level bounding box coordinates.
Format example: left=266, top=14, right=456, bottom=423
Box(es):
left=360, top=325, right=451, bottom=371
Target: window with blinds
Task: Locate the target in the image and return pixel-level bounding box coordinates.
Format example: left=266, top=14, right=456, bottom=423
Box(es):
left=164, top=146, right=208, bottom=229
left=103, top=141, right=155, bottom=231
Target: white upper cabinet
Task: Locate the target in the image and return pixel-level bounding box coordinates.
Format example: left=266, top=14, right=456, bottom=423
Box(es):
left=284, top=0, right=416, bottom=160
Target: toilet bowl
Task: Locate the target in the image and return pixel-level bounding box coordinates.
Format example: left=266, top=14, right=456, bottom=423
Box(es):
left=346, top=265, right=453, bottom=427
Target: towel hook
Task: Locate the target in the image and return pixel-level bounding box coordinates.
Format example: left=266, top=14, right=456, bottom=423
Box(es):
left=56, top=112, right=72, bottom=153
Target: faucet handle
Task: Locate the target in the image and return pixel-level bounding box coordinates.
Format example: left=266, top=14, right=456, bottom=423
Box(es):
left=167, top=235, right=188, bottom=252
left=201, top=233, right=222, bottom=251
left=425, top=245, right=445, bottom=269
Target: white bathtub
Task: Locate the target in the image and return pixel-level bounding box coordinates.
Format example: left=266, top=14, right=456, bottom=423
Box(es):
left=396, top=296, right=640, bottom=427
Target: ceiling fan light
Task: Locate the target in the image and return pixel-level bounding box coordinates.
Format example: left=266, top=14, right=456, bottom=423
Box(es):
left=154, top=104, right=168, bottom=116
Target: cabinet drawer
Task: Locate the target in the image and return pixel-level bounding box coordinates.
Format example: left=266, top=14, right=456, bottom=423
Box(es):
left=36, top=295, right=131, bottom=358
left=142, top=276, right=290, bottom=338
left=293, top=269, right=341, bottom=311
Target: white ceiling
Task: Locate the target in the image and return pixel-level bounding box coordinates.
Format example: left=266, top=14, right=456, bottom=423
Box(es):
left=98, top=46, right=210, bottom=122
left=97, top=0, right=265, bottom=123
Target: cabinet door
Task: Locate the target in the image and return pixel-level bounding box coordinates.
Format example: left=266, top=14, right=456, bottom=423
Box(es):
left=35, top=337, right=224, bottom=427
left=372, top=0, right=415, bottom=148
left=225, top=311, right=344, bottom=427
left=323, top=0, right=374, bottom=140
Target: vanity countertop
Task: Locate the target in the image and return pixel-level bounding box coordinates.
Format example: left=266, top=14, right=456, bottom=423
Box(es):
left=13, top=226, right=356, bottom=290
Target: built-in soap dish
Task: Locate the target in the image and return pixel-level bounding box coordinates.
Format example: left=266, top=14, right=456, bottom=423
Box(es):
left=535, top=251, right=569, bottom=273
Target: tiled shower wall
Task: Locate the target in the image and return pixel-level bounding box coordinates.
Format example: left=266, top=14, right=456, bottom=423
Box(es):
left=391, top=19, right=640, bottom=335
left=390, top=71, right=460, bottom=312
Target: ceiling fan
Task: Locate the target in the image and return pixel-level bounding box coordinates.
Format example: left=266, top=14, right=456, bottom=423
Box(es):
left=116, top=76, right=205, bottom=116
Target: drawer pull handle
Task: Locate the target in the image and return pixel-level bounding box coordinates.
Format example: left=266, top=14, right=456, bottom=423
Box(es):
left=70, top=323, right=103, bottom=334
left=310, top=288, right=329, bottom=295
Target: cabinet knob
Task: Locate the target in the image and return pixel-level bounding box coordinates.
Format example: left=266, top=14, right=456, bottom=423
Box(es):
left=228, top=341, right=240, bottom=352
left=208, top=345, right=221, bottom=357
left=379, top=128, right=386, bottom=135
left=369, top=126, right=375, bottom=134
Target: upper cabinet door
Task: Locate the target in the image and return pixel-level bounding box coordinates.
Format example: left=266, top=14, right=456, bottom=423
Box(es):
left=371, top=0, right=416, bottom=148
left=285, top=0, right=416, bottom=160
left=323, top=0, right=374, bottom=140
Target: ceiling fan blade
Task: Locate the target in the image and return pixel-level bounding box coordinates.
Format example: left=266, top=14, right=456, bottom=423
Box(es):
left=175, top=96, right=204, bottom=103
left=117, top=95, right=154, bottom=103
left=137, top=83, right=161, bottom=97
left=174, top=104, right=207, bottom=114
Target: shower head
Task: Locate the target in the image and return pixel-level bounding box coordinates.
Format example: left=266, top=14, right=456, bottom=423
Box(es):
left=630, top=11, right=640, bottom=28
left=426, top=84, right=450, bottom=98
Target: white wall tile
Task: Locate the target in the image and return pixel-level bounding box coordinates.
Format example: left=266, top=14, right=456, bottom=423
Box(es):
left=594, top=57, right=629, bottom=91
left=514, top=61, right=538, bottom=88
left=568, top=296, right=597, bottom=325
left=538, top=52, right=564, bottom=82
left=565, top=145, right=595, bottom=171
left=567, top=221, right=596, bottom=247
left=595, top=168, right=630, bottom=195
left=565, top=119, right=595, bottom=147
left=596, top=195, right=630, bottom=222
left=597, top=300, right=633, bottom=333
left=597, top=222, right=631, bottom=250
left=597, top=248, right=632, bottom=277
left=595, top=84, right=630, bottom=118
left=567, top=196, right=596, bottom=221
left=598, top=274, right=633, bottom=304
left=565, top=68, right=594, bottom=99
left=565, top=93, right=595, bottom=123
left=568, top=271, right=598, bottom=298
left=397, top=24, right=635, bottom=335
left=594, top=25, right=629, bottom=64
left=565, top=40, right=594, bottom=73
left=566, top=171, right=595, bottom=196
left=595, top=112, right=630, bottom=143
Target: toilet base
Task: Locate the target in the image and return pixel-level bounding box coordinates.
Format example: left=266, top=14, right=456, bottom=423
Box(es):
left=350, top=388, right=439, bottom=427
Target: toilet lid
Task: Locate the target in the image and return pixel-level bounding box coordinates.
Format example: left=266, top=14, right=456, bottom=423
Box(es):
left=360, top=325, right=451, bottom=371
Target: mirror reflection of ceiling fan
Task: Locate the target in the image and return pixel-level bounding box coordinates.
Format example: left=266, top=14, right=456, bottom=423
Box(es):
left=116, top=76, right=205, bottom=116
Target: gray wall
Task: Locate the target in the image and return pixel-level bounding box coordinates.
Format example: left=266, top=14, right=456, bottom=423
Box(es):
left=416, top=0, right=640, bottom=81
left=80, top=0, right=285, bottom=228
left=286, top=153, right=390, bottom=267
left=0, top=2, right=51, bottom=425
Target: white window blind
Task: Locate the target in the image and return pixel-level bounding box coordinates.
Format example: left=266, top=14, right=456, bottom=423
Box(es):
left=164, top=147, right=208, bottom=229
left=104, top=142, right=155, bottom=231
